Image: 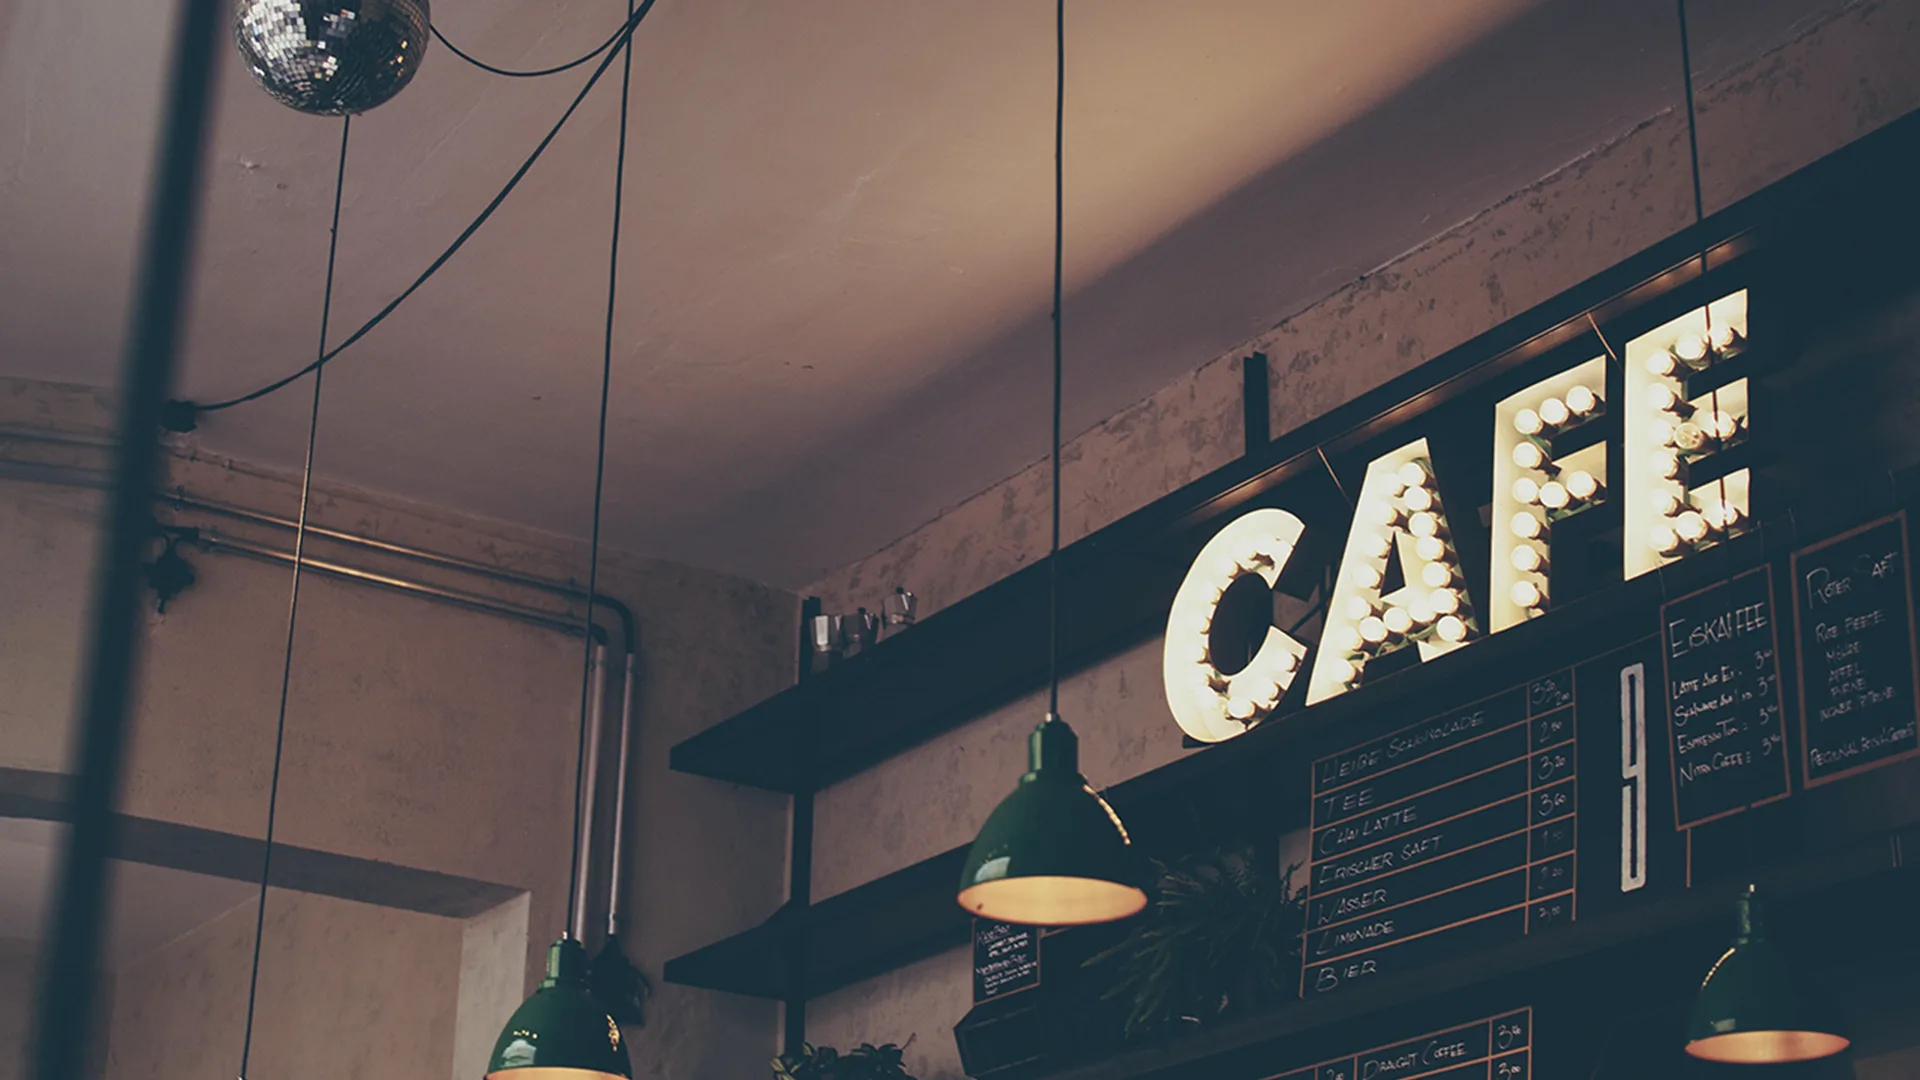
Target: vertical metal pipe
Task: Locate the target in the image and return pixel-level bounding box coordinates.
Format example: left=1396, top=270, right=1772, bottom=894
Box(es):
left=606, top=651, right=637, bottom=933
left=30, top=3, right=221, bottom=1079
left=570, top=643, right=609, bottom=941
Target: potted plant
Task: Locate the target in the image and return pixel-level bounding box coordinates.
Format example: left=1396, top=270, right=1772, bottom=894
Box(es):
left=771, top=1041, right=917, bottom=1080
left=1084, top=847, right=1304, bottom=1039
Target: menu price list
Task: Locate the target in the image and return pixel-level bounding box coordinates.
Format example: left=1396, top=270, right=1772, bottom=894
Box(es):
left=1302, top=675, right=1576, bottom=1000
left=971, top=920, right=1040, bottom=1003
left=1659, top=567, right=1791, bottom=828
left=1792, top=513, right=1920, bottom=786
left=1268, top=1009, right=1531, bottom=1080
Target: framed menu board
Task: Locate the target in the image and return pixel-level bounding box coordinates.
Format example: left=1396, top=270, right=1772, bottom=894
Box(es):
left=1268, top=1008, right=1532, bottom=1080
left=971, top=919, right=1040, bottom=1003
left=1658, top=567, right=1791, bottom=828
left=1792, top=513, right=1920, bottom=786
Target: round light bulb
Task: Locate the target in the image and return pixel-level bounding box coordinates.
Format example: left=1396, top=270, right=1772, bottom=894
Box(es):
left=1421, top=562, right=1454, bottom=589
left=1435, top=615, right=1468, bottom=642
left=1510, top=580, right=1544, bottom=609
left=1566, top=385, right=1599, bottom=416
left=1240, top=676, right=1281, bottom=706
left=1651, top=490, right=1682, bottom=517
left=1708, top=322, right=1739, bottom=352
left=1407, top=597, right=1436, bottom=625
left=1539, top=397, right=1570, bottom=427
left=1539, top=482, right=1570, bottom=510
left=1367, top=501, right=1400, bottom=528
left=1511, top=511, right=1543, bottom=540
left=1430, top=588, right=1461, bottom=616
left=1646, top=350, right=1677, bottom=377
left=1328, top=657, right=1358, bottom=685
left=1403, top=484, right=1434, bottom=512
left=1718, top=501, right=1745, bottom=530
left=1651, top=524, right=1681, bottom=555
left=1359, top=616, right=1389, bottom=645
left=1351, top=564, right=1384, bottom=590
left=1208, top=551, right=1240, bottom=581
left=1512, top=477, right=1541, bottom=504
left=1409, top=511, right=1440, bottom=538
left=1226, top=695, right=1257, bottom=720
left=1709, top=411, right=1741, bottom=441
left=1565, top=470, right=1599, bottom=500
left=1653, top=421, right=1677, bottom=447
left=1332, top=625, right=1364, bottom=654
left=1414, top=535, right=1446, bottom=562
left=1652, top=450, right=1681, bottom=479
left=1649, top=384, right=1681, bottom=413
left=1512, top=441, right=1546, bottom=470
left=1676, top=510, right=1709, bottom=543
left=1383, top=607, right=1413, bottom=635
left=1674, top=333, right=1709, bottom=365
left=1673, top=423, right=1708, bottom=452
left=1702, top=502, right=1730, bottom=531
left=1511, top=545, right=1544, bottom=573
left=1362, top=531, right=1393, bottom=559
left=1344, top=596, right=1374, bottom=621
left=1398, top=461, right=1429, bottom=488
left=1514, top=409, right=1544, bottom=436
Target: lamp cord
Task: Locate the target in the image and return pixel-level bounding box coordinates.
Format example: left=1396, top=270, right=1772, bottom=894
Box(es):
left=1675, top=0, right=1717, bottom=344
left=1046, top=0, right=1065, bottom=716
left=431, top=19, right=625, bottom=79
left=237, top=113, right=348, bottom=1080
left=564, top=0, right=636, bottom=937
left=184, top=0, right=658, bottom=417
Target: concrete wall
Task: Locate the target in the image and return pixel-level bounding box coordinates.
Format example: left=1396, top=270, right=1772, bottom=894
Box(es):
left=0, top=940, right=31, bottom=1080
left=796, top=4, right=1920, bottom=1077
left=0, top=376, right=797, bottom=1080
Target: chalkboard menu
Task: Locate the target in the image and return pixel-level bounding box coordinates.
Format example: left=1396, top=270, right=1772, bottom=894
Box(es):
left=1793, top=513, right=1920, bottom=786
left=1658, top=568, right=1791, bottom=828
left=1270, top=1008, right=1532, bottom=1080
left=972, top=919, right=1040, bottom=1003
left=1302, top=675, right=1577, bottom=1000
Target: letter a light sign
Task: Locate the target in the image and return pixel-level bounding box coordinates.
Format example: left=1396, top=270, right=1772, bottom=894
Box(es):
left=1164, top=291, right=1757, bottom=742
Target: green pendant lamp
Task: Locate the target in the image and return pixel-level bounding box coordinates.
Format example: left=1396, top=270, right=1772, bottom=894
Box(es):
left=490, top=6, right=640, bottom=1080
left=1684, top=884, right=1849, bottom=1064
left=955, top=0, right=1147, bottom=929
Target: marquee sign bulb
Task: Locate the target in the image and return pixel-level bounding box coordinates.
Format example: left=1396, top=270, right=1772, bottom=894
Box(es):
left=1351, top=564, right=1384, bottom=590
left=1510, top=512, right=1543, bottom=540
left=1430, top=588, right=1461, bottom=616
left=1652, top=450, right=1682, bottom=480
left=1382, top=607, right=1413, bottom=635
left=1398, top=461, right=1430, bottom=488
left=1359, top=616, right=1389, bottom=645
left=1512, top=477, right=1541, bottom=504
left=1435, top=615, right=1468, bottom=643
left=1539, top=397, right=1570, bottom=427
left=1565, top=385, right=1599, bottom=416
left=1538, top=482, right=1570, bottom=511
left=1362, top=531, right=1393, bottom=559
left=1647, top=350, right=1678, bottom=377
left=1511, top=545, right=1544, bottom=573
left=1512, top=442, right=1546, bottom=470
left=1344, top=595, right=1375, bottom=621
left=1409, top=511, right=1440, bottom=538
left=1676, top=510, right=1710, bottom=543
left=1709, top=411, right=1741, bottom=441
left=1414, top=535, right=1446, bottom=562
left=1565, top=470, right=1599, bottom=501
left=1708, top=322, right=1739, bottom=352
left=1510, top=580, right=1543, bottom=609
left=1674, top=333, right=1710, bottom=365
left=1403, top=484, right=1434, bottom=512
left=1421, top=562, right=1454, bottom=589
left=1332, top=625, right=1364, bottom=654
left=1514, top=408, right=1544, bottom=436
left=1651, top=523, right=1682, bottom=555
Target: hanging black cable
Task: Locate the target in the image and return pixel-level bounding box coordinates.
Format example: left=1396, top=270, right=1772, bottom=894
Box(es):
left=1046, top=0, right=1065, bottom=715
left=237, top=113, right=348, bottom=1080
left=564, top=0, right=635, bottom=941
left=1676, top=0, right=1707, bottom=241
left=431, top=19, right=626, bottom=79
left=176, top=0, right=659, bottom=421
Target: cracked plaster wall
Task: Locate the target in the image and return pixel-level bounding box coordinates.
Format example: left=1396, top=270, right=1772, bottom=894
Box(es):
left=800, top=5, right=1920, bottom=1079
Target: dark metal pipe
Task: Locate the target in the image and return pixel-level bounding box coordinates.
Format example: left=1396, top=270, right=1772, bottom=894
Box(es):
left=30, top=3, right=222, bottom=1078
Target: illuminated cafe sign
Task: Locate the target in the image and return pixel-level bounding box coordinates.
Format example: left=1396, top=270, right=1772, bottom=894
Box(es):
left=1165, top=291, right=1756, bottom=743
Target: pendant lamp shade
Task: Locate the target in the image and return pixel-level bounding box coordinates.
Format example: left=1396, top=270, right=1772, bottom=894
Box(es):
left=958, top=717, right=1148, bottom=926
left=488, top=938, right=633, bottom=1080
left=1684, top=884, right=1848, bottom=1064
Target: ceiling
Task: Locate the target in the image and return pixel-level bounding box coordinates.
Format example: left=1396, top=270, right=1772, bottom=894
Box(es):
left=0, top=0, right=1845, bottom=588
left=0, top=818, right=254, bottom=970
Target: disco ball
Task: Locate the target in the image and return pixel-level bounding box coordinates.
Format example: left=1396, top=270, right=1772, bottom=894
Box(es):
left=235, top=0, right=430, bottom=116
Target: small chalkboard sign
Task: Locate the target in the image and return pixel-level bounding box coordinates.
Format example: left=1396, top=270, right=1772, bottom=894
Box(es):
left=1660, top=567, right=1792, bottom=828
left=971, top=919, right=1040, bottom=1003
left=1793, top=513, right=1920, bottom=786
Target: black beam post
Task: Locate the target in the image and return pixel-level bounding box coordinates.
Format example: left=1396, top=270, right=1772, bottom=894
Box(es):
left=784, top=596, right=822, bottom=1055
left=29, top=3, right=222, bottom=1079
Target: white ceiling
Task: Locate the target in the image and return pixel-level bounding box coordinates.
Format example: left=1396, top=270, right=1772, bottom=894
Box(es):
left=0, top=818, right=254, bottom=970
left=0, top=0, right=1845, bottom=588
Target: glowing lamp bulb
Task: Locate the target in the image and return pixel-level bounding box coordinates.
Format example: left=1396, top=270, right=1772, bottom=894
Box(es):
left=1539, top=482, right=1570, bottom=510
left=1241, top=676, right=1281, bottom=706
left=1651, top=490, right=1682, bottom=517
left=1344, top=596, right=1374, bottom=621
left=1676, top=510, right=1710, bottom=543
left=1565, top=470, right=1599, bottom=501
left=1651, top=524, right=1681, bottom=555
left=1359, top=616, right=1389, bottom=645
left=1653, top=421, right=1677, bottom=447
left=1512, top=477, right=1541, bottom=504
left=1430, top=588, right=1461, bottom=616
left=1708, top=411, right=1741, bottom=442
left=1332, top=625, right=1364, bottom=654
left=1226, top=695, right=1257, bottom=721
left=1351, top=564, right=1384, bottom=590
left=1421, top=562, right=1454, bottom=589
left=1510, top=580, right=1544, bottom=609
left=1409, top=511, right=1440, bottom=538
left=1383, top=607, right=1413, bottom=635
left=1362, top=531, right=1393, bottom=559
left=1414, top=535, right=1446, bottom=562
left=1652, top=450, right=1681, bottom=480
left=1514, top=408, right=1544, bottom=436
left=1398, top=461, right=1429, bottom=488
left=1366, top=501, right=1400, bottom=529
left=1649, top=384, right=1681, bottom=413
left=1565, top=385, right=1599, bottom=416
left=1709, top=322, right=1739, bottom=352
left=1646, top=350, right=1678, bottom=377
left=1511, top=512, right=1543, bottom=540
left=1674, top=423, right=1708, bottom=452
left=1407, top=597, right=1437, bottom=625
left=1512, top=442, right=1546, bottom=470
left=1511, top=545, right=1544, bottom=573
left=1435, top=615, right=1468, bottom=643
left=1539, top=397, right=1570, bottom=427
left=1329, top=657, right=1358, bottom=685
left=1674, top=333, right=1709, bottom=365
left=1702, top=502, right=1732, bottom=531
left=1403, top=484, right=1434, bottom=512
left=1208, top=551, right=1240, bottom=581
